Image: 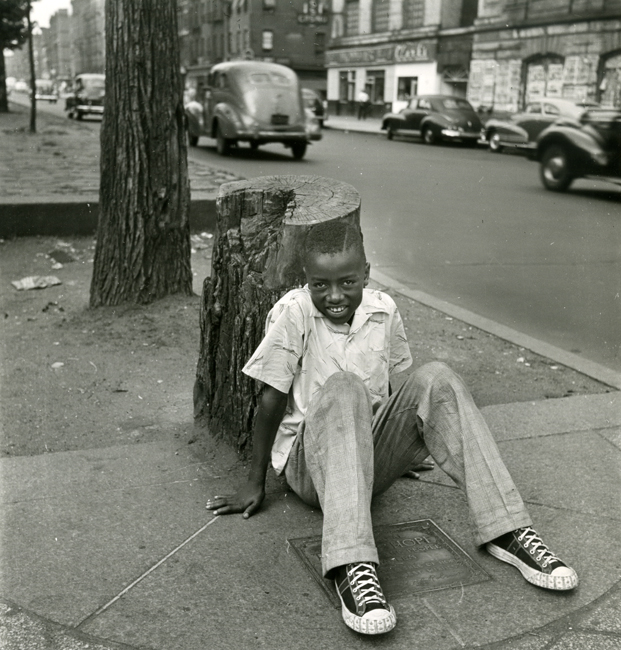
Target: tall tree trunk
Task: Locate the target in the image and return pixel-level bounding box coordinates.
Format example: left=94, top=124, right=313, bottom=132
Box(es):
left=26, top=1, right=36, bottom=133
left=90, top=0, right=192, bottom=307
left=194, top=175, right=361, bottom=455
left=0, top=52, right=8, bottom=113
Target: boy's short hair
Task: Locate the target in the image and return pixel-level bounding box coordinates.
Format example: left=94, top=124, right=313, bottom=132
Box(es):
left=303, top=220, right=366, bottom=266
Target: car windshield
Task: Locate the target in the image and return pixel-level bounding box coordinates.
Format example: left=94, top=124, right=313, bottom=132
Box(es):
left=249, top=72, right=292, bottom=86
left=83, top=78, right=105, bottom=90
left=438, top=98, right=472, bottom=111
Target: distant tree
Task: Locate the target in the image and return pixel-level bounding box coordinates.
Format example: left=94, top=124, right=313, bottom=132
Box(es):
left=0, top=0, right=28, bottom=113
left=90, top=0, right=192, bottom=306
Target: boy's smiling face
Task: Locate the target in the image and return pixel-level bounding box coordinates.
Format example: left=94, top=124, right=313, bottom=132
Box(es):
left=304, top=247, right=370, bottom=325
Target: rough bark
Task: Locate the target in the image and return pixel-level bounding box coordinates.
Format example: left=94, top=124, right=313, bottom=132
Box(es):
left=90, top=0, right=192, bottom=307
left=194, top=174, right=361, bottom=455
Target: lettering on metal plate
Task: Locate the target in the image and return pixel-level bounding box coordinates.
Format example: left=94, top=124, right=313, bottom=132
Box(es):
left=289, top=519, right=491, bottom=607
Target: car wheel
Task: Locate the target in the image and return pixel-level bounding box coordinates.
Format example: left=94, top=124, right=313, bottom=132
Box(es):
left=188, top=134, right=199, bottom=147
left=386, top=126, right=395, bottom=140
left=291, top=142, right=307, bottom=160
left=67, top=109, right=74, bottom=119
left=488, top=131, right=503, bottom=153
left=250, top=141, right=260, bottom=151
left=76, top=110, right=83, bottom=121
left=216, top=124, right=230, bottom=156
left=423, top=127, right=436, bottom=145
left=540, top=145, right=573, bottom=192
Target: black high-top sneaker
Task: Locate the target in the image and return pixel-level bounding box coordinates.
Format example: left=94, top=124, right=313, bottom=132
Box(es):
left=334, top=562, right=396, bottom=635
left=487, top=527, right=578, bottom=590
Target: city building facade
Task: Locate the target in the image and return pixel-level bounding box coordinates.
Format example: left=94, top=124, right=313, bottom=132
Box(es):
left=45, top=9, right=72, bottom=82
left=179, top=0, right=329, bottom=101
left=70, top=0, right=105, bottom=75
left=467, top=0, right=621, bottom=112
left=326, top=0, right=478, bottom=116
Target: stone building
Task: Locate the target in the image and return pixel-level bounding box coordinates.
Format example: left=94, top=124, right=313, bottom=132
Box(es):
left=326, top=0, right=478, bottom=116
left=70, top=0, right=105, bottom=75
left=179, top=0, right=329, bottom=99
left=46, top=9, right=72, bottom=81
left=467, top=0, right=621, bottom=112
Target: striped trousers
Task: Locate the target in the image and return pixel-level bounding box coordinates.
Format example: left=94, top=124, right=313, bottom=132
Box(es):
left=284, top=362, right=532, bottom=577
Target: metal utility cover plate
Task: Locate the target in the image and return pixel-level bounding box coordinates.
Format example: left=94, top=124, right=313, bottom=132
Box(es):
left=289, top=519, right=491, bottom=607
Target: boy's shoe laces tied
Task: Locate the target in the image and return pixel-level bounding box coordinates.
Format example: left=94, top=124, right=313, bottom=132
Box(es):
left=518, top=527, right=560, bottom=568
left=348, top=563, right=387, bottom=607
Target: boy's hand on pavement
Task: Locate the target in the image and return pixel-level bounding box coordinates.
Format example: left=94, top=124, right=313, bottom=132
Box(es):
left=206, top=482, right=265, bottom=519
left=402, top=459, right=435, bottom=480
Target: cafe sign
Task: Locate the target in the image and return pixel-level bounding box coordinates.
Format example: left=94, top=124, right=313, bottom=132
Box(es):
left=327, top=40, right=436, bottom=67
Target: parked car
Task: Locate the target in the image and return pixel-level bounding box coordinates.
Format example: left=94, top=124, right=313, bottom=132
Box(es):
left=13, top=79, right=29, bottom=93
left=65, top=73, right=105, bottom=120
left=381, top=95, right=482, bottom=145
left=531, top=106, right=621, bottom=192
left=483, top=98, right=599, bottom=153
left=185, top=61, right=321, bottom=159
left=302, top=88, right=327, bottom=127
left=35, top=80, right=58, bottom=103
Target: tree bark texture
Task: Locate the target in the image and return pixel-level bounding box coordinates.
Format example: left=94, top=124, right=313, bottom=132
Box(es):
left=90, top=0, right=192, bottom=306
left=194, top=175, right=361, bottom=455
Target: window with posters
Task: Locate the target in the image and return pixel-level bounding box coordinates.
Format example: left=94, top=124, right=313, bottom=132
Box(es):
left=599, top=51, right=621, bottom=108
left=524, top=55, right=564, bottom=104
left=397, top=77, right=418, bottom=101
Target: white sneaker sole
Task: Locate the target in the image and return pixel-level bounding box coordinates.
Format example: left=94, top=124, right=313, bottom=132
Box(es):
left=336, top=590, right=396, bottom=634
left=487, top=542, right=578, bottom=590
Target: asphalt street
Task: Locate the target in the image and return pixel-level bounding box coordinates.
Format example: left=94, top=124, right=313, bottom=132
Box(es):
left=23, top=96, right=621, bottom=373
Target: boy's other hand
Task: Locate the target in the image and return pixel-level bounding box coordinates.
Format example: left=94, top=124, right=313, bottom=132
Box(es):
left=402, top=459, right=435, bottom=480
left=206, top=482, right=265, bottom=519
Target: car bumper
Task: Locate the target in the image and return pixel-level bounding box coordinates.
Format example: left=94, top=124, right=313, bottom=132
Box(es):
left=77, top=104, right=104, bottom=114
left=440, top=128, right=481, bottom=141
left=234, top=129, right=320, bottom=143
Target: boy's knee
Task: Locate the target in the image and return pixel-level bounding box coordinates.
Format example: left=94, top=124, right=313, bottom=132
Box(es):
left=409, top=361, right=461, bottom=391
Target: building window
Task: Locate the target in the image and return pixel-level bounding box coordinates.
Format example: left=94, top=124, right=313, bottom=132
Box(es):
left=403, top=0, right=424, bottom=29
left=314, top=32, right=325, bottom=54
left=397, top=76, right=418, bottom=101
left=366, top=69, right=385, bottom=103
left=345, top=0, right=359, bottom=36
left=339, top=70, right=355, bottom=102
left=372, top=0, right=390, bottom=33
left=262, top=29, right=274, bottom=51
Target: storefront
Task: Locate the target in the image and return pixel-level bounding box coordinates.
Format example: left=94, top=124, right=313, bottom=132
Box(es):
left=326, top=39, right=441, bottom=117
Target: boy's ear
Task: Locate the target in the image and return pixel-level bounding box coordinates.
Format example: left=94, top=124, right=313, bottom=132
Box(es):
left=364, top=262, right=370, bottom=286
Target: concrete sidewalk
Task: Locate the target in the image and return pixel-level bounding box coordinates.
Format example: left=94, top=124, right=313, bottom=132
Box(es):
left=2, top=102, right=621, bottom=650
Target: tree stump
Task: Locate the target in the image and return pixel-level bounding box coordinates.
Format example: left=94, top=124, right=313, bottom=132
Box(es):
left=194, top=175, right=361, bottom=454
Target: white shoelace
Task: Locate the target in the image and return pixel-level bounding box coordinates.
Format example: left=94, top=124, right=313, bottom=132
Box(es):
left=348, top=563, right=387, bottom=606
left=518, top=527, right=561, bottom=568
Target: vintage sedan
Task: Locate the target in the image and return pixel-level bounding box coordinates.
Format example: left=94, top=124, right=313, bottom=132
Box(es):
left=65, top=73, right=105, bottom=120
left=483, top=98, right=597, bottom=153
left=381, top=95, right=482, bottom=145
left=533, top=106, right=621, bottom=192
left=302, top=88, right=327, bottom=127
left=185, top=61, right=320, bottom=159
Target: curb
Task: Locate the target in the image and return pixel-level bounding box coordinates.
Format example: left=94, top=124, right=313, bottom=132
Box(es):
left=372, top=268, right=621, bottom=391
left=0, top=197, right=217, bottom=238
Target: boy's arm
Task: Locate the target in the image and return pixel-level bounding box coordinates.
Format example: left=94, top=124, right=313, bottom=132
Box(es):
left=205, top=384, right=288, bottom=519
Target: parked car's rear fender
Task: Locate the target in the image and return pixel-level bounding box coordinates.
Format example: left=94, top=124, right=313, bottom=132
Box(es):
left=485, top=118, right=528, bottom=141
left=211, top=103, right=241, bottom=139
left=536, top=125, right=605, bottom=163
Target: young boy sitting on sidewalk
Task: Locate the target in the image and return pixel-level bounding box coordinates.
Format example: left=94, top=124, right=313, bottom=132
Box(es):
left=206, top=220, right=578, bottom=636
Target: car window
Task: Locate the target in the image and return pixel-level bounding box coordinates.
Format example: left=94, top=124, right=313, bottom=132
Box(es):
left=249, top=73, right=270, bottom=84
left=408, top=98, right=418, bottom=109
left=83, top=78, right=104, bottom=90
left=216, top=73, right=228, bottom=89
left=440, top=98, right=472, bottom=110
left=526, top=103, right=542, bottom=114
left=544, top=103, right=560, bottom=116
left=418, top=99, right=432, bottom=110
left=270, top=73, right=291, bottom=86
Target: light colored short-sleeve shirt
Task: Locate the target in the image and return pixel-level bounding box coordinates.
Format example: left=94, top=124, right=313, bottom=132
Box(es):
left=242, top=286, right=412, bottom=474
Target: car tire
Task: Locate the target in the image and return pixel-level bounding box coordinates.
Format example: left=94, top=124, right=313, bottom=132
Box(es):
left=488, top=131, right=503, bottom=153
left=188, top=134, right=199, bottom=147
left=540, top=145, right=573, bottom=192
left=291, top=142, right=307, bottom=160
left=386, top=126, right=395, bottom=140
left=216, top=124, right=230, bottom=156
left=76, top=110, right=83, bottom=121
left=250, top=141, right=260, bottom=151
left=423, top=127, right=436, bottom=145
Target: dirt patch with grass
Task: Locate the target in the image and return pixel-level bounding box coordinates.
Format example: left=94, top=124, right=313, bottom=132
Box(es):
left=0, top=235, right=612, bottom=459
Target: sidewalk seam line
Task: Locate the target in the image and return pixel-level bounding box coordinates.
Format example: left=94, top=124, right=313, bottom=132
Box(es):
left=74, top=517, right=219, bottom=630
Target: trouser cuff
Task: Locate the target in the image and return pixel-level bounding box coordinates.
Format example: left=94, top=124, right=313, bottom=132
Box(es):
left=322, top=544, right=379, bottom=578
left=476, top=513, right=533, bottom=546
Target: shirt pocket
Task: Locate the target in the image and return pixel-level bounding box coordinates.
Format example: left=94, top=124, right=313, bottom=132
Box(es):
left=366, top=317, right=386, bottom=351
